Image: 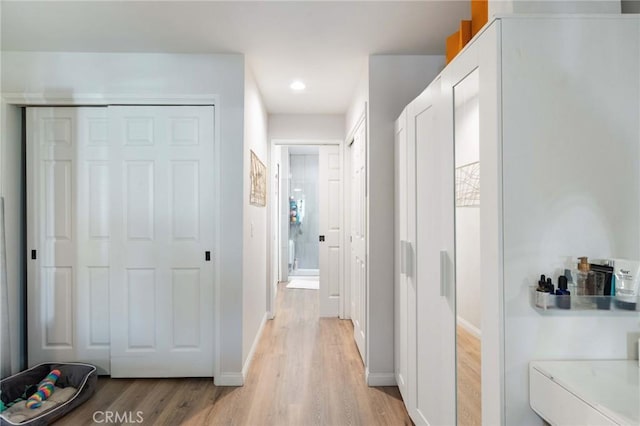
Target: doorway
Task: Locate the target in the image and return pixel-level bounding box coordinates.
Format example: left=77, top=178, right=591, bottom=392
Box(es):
left=288, top=146, right=320, bottom=280
left=269, top=141, right=343, bottom=319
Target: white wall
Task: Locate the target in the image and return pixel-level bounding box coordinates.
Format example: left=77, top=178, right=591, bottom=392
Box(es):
left=499, top=17, right=640, bottom=425
left=365, top=55, right=445, bottom=380
left=0, top=52, right=246, bottom=378
left=345, top=62, right=369, bottom=138
left=242, top=64, right=269, bottom=371
left=489, top=0, right=621, bottom=16
left=269, top=114, right=344, bottom=142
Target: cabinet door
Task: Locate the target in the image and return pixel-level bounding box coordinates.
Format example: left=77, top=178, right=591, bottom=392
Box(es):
left=394, top=109, right=412, bottom=405
left=413, top=78, right=457, bottom=426
left=442, top=21, right=503, bottom=426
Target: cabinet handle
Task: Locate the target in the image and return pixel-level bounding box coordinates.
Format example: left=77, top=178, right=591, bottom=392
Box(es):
left=404, top=241, right=413, bottom=278
left=440, top=250, right=447, bottom=297
left=400, top=241, right=406, bottom=275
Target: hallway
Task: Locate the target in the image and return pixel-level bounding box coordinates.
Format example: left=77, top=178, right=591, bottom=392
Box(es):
left=55, top=283, right=412, bottom=425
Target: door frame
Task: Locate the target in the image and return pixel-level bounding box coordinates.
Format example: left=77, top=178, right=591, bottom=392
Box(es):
left=268, top=138, right=346, bottom=319
left=1, top=93, right=222, bottom=380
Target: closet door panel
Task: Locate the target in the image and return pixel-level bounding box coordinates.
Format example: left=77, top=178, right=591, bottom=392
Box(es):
left=77, top=108, right=112, bottom=373
left=27, top=107, right=111, bottom=373
left=109, top=106, right=215, bottom=377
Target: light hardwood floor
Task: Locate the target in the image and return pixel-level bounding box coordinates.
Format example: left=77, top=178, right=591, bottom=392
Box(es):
left=456, top=325, right=481, bottom=426
left=56, top=283, right=412, bottom=425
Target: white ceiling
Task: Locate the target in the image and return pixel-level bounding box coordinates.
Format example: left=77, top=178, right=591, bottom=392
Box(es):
left=1, top=1, right=470, bottom=114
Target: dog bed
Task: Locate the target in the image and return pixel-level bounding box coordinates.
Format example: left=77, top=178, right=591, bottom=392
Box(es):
left=1, top=363, right=97, bottom=426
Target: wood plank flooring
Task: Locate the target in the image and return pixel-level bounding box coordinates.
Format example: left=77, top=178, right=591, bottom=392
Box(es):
left=456, top=325, right=481, bottom=426
left=55, top=283, right=412, bottom=425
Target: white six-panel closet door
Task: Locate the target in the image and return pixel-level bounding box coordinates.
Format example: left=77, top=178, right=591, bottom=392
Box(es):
left=27, top=107, right=111, bottom=373
left=108, top=106, right=214, bottom=378
left=27, top=106, right=216, bottom=377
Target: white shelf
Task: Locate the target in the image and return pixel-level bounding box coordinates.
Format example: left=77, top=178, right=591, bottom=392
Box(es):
left=530, top=287, right=639, bottom=311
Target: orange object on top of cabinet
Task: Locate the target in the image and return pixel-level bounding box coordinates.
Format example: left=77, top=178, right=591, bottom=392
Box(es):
left=446, top=30, right=460, bottom=64
left=445, top=0, right=488, bottom=64
left=471, top=0, right=488, bottom=36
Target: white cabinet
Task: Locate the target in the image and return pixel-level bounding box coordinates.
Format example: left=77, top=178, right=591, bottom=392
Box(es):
left=395, top=15, right=640, bottom=426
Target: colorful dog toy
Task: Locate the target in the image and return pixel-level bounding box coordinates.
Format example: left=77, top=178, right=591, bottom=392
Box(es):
left=25, top=369, right=61, bottom=409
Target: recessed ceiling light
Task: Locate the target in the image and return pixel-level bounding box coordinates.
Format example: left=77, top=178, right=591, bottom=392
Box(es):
left=290, top=80, right=306, bottom=91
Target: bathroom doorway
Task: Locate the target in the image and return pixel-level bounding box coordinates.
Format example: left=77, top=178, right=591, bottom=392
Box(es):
left=288, top=146, right=320, bottom=279
left=269, top=141, right=343, bottom=319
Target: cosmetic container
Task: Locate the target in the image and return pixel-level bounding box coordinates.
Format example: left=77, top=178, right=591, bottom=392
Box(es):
left=555, top=276, right=570, bottom=309
left=612, top=258, right=640, bottom=310
left=576, top=257, right=595, bottom=296
left=591, top=261, right=614, bottom=310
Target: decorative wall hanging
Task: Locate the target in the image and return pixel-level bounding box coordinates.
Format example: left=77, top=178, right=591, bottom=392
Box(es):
left=455, top=161, right=480, bottom=207
left=250, top=150, right=267, bottom=207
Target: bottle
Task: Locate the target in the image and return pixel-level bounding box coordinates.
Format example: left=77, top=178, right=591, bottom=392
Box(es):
left=564, top=269, right=578, bottom=296
left=576, top=257, right=595, bottom=296
left=555, top=275, right=571, bottom=309
left=535, top=274, right=549, bottom=309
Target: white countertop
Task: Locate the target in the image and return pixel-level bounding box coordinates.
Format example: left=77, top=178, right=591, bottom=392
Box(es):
left=531, top=360, right=639, bottom=425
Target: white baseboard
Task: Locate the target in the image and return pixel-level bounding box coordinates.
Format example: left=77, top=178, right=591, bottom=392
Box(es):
left=457, top=315, right=482, bottom=339
left=214, top=372, right=243, bottom=386
left=366, top=369, right=397, bottom=386
left=242, top=312, right=268, bottom=380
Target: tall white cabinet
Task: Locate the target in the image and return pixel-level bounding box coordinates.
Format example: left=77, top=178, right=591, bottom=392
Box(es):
left=395, top=16, right=640, bottom=425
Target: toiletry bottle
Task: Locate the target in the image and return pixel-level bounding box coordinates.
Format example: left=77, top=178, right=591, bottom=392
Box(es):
left=545, top=277, right=554, bottom=294
left=564, top=269, right=577, bottom=296
left=555, top=275, right=570, bottom=309
left=535, top=275, right=549, bottom=309
left=576, top=257, right=595, bottom=296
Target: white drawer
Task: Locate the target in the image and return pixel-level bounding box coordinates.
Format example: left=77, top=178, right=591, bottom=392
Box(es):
left=530, top=367, right=618, bottom=426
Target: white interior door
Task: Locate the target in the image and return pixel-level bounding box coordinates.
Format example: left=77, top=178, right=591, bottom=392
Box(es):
left=108, top=106, right=214, bottom=377
left=319, top=145, right=342, bottom=317
left=27, top=107, right=111, bottom=373
left=350, top=121, right=367, bottom=362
